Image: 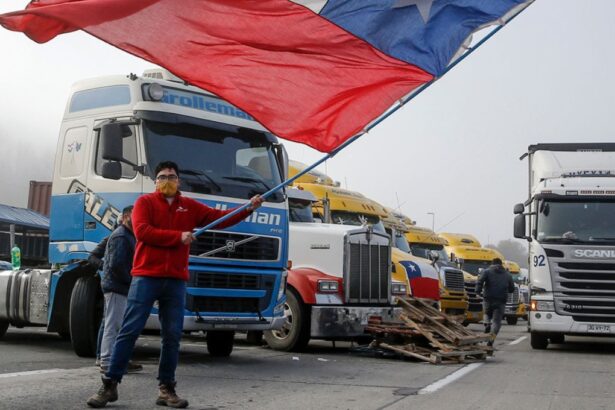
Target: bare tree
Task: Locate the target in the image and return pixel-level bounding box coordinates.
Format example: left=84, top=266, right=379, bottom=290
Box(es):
left=485, top=239, right=529, bottom=269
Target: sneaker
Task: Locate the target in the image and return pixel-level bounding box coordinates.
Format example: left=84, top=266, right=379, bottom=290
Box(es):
left=157, top=382, right=189, bottom=408
left=86, top=377, right=118, bottom=408
left=94, top=358, right=101, bottom=367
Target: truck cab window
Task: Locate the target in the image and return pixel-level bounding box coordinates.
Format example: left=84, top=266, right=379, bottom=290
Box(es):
left=94, top=125, right=138, bottom=179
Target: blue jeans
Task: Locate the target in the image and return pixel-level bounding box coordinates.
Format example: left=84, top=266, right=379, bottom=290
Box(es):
left=106, top=276, right=186, bottom=384
left=484, top=300, right=505, bottom=336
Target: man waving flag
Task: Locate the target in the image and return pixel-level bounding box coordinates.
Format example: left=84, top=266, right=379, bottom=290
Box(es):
left=1, top=0, right=533, bottom=153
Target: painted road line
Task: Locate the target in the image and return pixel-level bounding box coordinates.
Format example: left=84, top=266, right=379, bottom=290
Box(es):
left=418, top=363, right=483, bottom=395
left=0, top=369, right=64, bottom=379
left=509, top=336, right=527, bottom=345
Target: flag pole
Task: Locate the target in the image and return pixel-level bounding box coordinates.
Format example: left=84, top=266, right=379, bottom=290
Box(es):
left=193, top=2, right=533, bottom=237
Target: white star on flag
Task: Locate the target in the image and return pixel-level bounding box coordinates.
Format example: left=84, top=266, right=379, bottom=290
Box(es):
left=409, top=264, right=417, bottom=272
left=393, top=0, right=435, bottom=23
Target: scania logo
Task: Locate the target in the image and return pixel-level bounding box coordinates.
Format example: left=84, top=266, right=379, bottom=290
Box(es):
left=574, top=249, right=615, bottom=258
left=225, top=240, right=236, bottom=253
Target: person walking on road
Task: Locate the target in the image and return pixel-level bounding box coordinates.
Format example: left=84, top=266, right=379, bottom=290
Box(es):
left=87, top=161, right=263, bottom=409
left=476, top=258, right=515, bottom=347
left=98, top=206, right=143, bottom=374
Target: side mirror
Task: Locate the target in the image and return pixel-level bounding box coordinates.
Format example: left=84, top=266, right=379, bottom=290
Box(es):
left=273, top=143, right=289, bottom=181
left=513, top=203, right=524, bottom=215
left=428, top=250, right=440, bottom=263
left=102, top=161, right=122, bottom=180
left=100, top=123, right=125, bottom=162
left=514, top=213, right=531, bottom=241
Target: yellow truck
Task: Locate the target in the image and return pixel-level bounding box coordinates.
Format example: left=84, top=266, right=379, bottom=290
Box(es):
left=405, top=227, right=481, bottom=324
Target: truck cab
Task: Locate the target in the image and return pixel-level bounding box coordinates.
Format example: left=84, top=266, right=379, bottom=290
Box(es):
left=0, top=69, right=289, bottom=357
left=264, top=189, right=401, bottom=351
left=514, top=143, right=615, bottom=349
left=505, top=260, right=528, bottom=322
left=406, top=227, right=481, bottom=324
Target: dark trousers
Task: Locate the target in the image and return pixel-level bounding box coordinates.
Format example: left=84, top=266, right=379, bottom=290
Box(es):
left=484, top=300, right=505, bottom=336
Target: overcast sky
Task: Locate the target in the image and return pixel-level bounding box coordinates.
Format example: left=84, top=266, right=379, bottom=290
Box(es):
left=1, top=0, right=614, bottom=245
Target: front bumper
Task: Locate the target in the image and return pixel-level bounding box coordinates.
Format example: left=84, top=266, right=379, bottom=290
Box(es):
left=310, top=306, right=400, bottom=338
left=145, top=314, right=286, bottom=331
left=441, top=296, right=468, bottom=314
left=531, top=311, right=615, bottom=335
left=465, top=309, right=483, bottom=323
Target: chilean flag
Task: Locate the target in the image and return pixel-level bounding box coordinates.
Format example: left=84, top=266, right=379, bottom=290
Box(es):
left=0, top=0, right=532, bottom=153
left=399, top=260, right=440, bottom=301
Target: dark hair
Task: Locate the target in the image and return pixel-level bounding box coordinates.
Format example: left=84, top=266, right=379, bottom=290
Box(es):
left=492, top=258, right=503, bottom=265
left=154, top=161, right=179, bottom=176
left=122, top=205, right=134, bottom=217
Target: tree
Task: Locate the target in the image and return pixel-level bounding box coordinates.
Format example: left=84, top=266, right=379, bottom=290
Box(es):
left=485, top=239, right=529, bottom=269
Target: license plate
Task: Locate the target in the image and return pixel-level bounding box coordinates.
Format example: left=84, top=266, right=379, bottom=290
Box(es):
left=587, top=324, right=611, bottom=333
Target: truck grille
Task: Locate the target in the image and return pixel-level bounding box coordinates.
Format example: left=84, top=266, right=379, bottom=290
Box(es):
left=550, top=251, right=615, bottom=322
left=464, top=280, right=483, bottom=312
left=346, top=239, right=391, bottom=305
left=185, top=273, right=275, bottom=313
left=190, top=231, right=279, bottom=261
left=507, top=286, right=520, bottom=305
left=443, top=268, right=464, bottom=292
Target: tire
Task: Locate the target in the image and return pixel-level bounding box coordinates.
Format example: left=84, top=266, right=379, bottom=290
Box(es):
left=264, top=289, right=310, bottom=352
left=530, top=332, right=549, bottom=350
left=246, top=331, right=263, bottom=345
left=549, top=334, right=565, bottom=344
left=207, top=331, right=235, bottom=357
left=0, top=320, right=9, bottom=338
left=506, top=316, right=518, bottom=326
left=69, top=276, right=103, bottom=357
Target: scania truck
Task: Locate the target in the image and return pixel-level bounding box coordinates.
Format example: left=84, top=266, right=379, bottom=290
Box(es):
left=0, top=69, right=288, bottom=357
left=514, top=143, right=615, bottom=349
left=264, top=189, right=404, bottom=351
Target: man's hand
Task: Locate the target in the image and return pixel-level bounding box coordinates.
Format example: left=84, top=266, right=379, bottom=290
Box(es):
left=181, top=231, right=196, bottom=245
left=248, top=195, right=264, bottom=211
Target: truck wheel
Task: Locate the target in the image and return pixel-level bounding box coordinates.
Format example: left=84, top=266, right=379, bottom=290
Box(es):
left=207, top=331, right=235, bottom=357
left=549, top=334, right=565, bottom=344
left=246, top=331, right=263, bottom=345
left=530, top=332, right=549, bottom=350
left=506, top=316, right=518, bottom=325
left=0, top=320, right=8, bottom=338
left=69, top=276, right=103, bottom=357
left=264, top=290, right=310, bottom=352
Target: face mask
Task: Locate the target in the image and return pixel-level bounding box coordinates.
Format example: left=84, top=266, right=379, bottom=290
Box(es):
left=158, top=181, right=178, bottom=197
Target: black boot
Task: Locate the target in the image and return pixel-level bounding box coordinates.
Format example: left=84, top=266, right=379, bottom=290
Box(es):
left=157, top=382, right=189, bottom=408
left=87, top=377, right=118, bottom=408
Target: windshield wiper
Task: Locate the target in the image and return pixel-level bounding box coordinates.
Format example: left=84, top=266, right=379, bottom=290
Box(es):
left=222, top=176, right=272, bottom=191
left=540, top=236, right=585, bottom=244
left=180, top=169, right=222, bottom=192
left=589, top=237, right=615, bottom=242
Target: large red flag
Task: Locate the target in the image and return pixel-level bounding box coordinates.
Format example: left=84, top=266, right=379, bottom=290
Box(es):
left=0, top=0, right=433, bottom=153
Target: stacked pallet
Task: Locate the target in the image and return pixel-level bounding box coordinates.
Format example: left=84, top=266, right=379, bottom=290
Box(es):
left=366, top=297, right=492, bottom=364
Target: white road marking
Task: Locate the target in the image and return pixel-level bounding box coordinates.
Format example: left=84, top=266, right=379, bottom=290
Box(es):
left=509, top=336, right=527, bottom=345
left=0, top=369, right=64, bottom=379
left=418, top=362, right=483, bottom=395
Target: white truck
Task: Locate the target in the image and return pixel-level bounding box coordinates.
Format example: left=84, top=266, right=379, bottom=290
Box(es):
left=514, top=143, right=615, bottom=349
left=264, top=189, right=404, bottom=351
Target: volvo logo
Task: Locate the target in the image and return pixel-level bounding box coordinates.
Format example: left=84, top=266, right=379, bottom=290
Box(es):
left=225, top=240, right=236, bottom=253
left=574, top=249, right=615, bottom=258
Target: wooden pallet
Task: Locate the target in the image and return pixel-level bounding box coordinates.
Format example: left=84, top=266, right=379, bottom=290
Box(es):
left=365, top=297, right=492, bottom=364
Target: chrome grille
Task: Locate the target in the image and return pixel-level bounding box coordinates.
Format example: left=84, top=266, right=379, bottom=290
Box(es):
left=190, top=230, right=279, bottom=261
left=549, top=249, right=615, bottom=321
left=464, top=280, right=483, bottom=312
left=346, top=233, right=391, bottom=305
left=507, top=286, right=520, bottom=305
left=443, top=268, right=464, bottom=292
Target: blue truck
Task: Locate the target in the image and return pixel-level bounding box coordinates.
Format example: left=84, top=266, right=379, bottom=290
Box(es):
left=0, top=69, right=289, bottom=357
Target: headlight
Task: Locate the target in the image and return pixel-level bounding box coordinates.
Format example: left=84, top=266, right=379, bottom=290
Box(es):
left=391, top=283, right=407, bottom=296
left=277, top=270, right=288, bottom=300
left=531, top=299, right=555, bottom=311
left=317, top=280, right=339, bottom=293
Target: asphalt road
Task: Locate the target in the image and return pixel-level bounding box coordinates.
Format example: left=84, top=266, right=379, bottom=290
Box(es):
left=0, top=322, right=614, bottom=410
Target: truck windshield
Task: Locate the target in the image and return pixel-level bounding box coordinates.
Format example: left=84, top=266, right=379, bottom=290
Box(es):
left=536, top=199, right=615, bottom=244
left=461, top=260, right=492, bottom=275
left=143, top=120, right=283, bottom=202
left=409, top=243, right=449, bottom=263
left=330, top=211, right=380, bottom=226
left=394, top=232, right=412, bottom=253
left=289, top=200, right=314, bottom=223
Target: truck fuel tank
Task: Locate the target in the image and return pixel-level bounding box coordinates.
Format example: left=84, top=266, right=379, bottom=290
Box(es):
left=0, top=269, right=51, bottom=326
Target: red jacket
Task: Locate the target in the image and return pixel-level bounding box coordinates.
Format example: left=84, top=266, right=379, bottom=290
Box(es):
left=131, top=191, right=252, bottom=281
